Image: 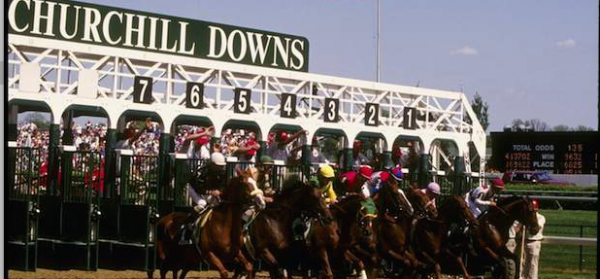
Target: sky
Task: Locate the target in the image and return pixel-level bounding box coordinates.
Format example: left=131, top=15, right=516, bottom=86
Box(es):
left=11, top=0, right=600, bottom=132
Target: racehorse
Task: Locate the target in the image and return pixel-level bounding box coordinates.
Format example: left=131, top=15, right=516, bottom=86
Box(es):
left=306, top=200, right=340, bottom=279
left=465, top=196, right=541, bottom=278
left=374, top=183, right=423, bottom=277
left=411, top=195, right=477, bottom=279
left=150, top=167, right=265, bottom=279
left=330, top=195, right=377, bottom=279
left=243, top=177, right=334, bottom=279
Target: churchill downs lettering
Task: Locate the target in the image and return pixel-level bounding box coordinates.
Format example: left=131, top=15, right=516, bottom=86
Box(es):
left=8, top=0, right=309, bottom=72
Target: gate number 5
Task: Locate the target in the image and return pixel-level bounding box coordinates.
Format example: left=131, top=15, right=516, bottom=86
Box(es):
left=234, top=88, right=251, bottom=114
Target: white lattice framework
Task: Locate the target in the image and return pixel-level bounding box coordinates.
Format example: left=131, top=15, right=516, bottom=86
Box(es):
left=7, top=34, right=486, bottom=175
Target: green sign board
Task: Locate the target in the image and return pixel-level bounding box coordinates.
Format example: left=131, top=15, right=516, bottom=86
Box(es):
left=8, top=0, right=309, bottom=72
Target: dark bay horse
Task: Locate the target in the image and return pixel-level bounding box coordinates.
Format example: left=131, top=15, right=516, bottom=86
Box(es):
left=151, top=168, right=264, bottom=279
left=330, top=195, right=377, bottom=279
left=244, top=178, right=334, bottom=279
left=465, top=196, right=541, bottom=278
left=374, top=184, right=425, bottom=277
left=411, top=195, right=478, bottom=279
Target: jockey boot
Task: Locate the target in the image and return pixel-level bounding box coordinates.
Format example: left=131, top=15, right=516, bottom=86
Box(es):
left=241, top=208, right=255, bottom=232
left=292, top=218, right=306, bottom=241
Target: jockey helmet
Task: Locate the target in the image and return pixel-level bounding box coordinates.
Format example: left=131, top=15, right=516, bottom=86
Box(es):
left=491, top=178, right=505, bottom=189
left=426, top=182, right=441, bottom=195
left=359, top=166, right=373, bottom=179
left=390, top=166, right=403, bottom=181
left=319, top=165, right=335, bottom=178
left=379, top=171, right=390, bottom=183
left=277, top=131, right=288, bottom=142
left=210, top=152, right=226, bottom=166
left=531, top=199, right=540, bottom=211
left=260, top=155, right=274, bottom=165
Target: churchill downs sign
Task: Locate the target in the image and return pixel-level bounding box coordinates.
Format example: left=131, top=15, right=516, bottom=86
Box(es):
left=8, top=0, right=310, bottom=72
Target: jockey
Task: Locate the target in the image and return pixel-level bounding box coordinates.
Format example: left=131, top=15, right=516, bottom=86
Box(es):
left=188, top=152, right=228, bottom=213
left=340, top=166, right=377, bottom=216
left=340, top=166, right=373, bottom=198
left=309, top=165, right=338, bottom=204
left=465, top=178, right=505, bottom=218
left=421, top=182, right=441, bottom=210
left=181, top=152, right=227, bottom=244
left=383, top=166, right=414, bottom=216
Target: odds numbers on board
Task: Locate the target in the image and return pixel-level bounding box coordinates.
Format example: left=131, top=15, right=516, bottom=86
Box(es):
left=133, top=76, right=153, bottom=104
left=324, top=98, right=339, bottom=123
left=403, top=107, right=417, bottom=130
left=365, top=103, right=379, bottom=127
left=186, top=82, right=204, bottom=109
left=234, top=88, right=252, bottom=114
left=280, top=93, right=297, bottom=118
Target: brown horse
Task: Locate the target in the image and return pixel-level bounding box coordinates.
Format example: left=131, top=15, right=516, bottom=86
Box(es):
left=374, top=183, right=426, bottom=277
left=411, top=195, right=478, bottom=279
left=243, top=177, right=334, bottom=279
left=464, top=196, right=541, bottom=278
left=330, top=195, right=377, bottom=279
left=307, top=207, right=340, bottom=279
left=151, top=168, right=264, bottom=279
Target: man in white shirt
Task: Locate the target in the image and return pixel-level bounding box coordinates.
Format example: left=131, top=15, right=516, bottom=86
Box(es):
left=520, top=200, right=545, bottom=279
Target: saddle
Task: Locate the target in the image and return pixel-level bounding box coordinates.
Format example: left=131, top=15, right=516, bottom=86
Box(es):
left=179, top=208, right=214, bottom=245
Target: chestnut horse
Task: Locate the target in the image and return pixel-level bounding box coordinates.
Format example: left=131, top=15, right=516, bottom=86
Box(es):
left=150, top=168, right=264, bottom=279
left=243, top=177, right=334, bottom=279
left=330, top=195, right=377, bottom=279
left=411, top=195, right=478, bottom=279
left=375, top=184, right=431, bottom=278
left=464, top=196, right=541, bottom=279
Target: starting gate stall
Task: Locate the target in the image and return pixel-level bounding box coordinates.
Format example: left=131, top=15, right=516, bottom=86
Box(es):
left=170, top=116, right=214, bottom=212
left=7, top=0, right=487, bottom=271
left=265, top=125, right=309, bottom=191
left=33, top=107, right=106, bottom=270
left=7, top=145, right=42, bottom=271
left=99, top=115, right=163, bottom=270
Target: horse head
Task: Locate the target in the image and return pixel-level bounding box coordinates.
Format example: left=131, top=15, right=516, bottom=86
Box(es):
left=408, top=188, right=438, bottom=218
left=279, top=176, right=334, bottom=225
left=439, top=195, right=477, bottom=226
left=225, top=167, right=265, bottom=207
left=498, top=196, right=541, bottom=235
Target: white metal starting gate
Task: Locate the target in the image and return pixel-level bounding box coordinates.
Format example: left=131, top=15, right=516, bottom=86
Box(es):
left=7, top=15, right=486, bottom=179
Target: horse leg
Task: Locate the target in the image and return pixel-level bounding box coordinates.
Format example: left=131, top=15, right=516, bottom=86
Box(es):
left=206, top=251, right=229, bottom=278
left=344, top=250, right=366, bottom=279
left=317, top=248, right=334, bottom=279
left=235, top=250, right=254, bottom=279
left=443, top=248, right=471, bottom=279
left=172, top=269, right=179, bottom=279
left=179, top=269, right=190, bottom=279
left=260, top=248, right=283, bottom=279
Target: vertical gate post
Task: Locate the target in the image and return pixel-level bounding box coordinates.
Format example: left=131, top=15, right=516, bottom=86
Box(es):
left=418, top=154, right=431, bottom=188
left=173, top=154, right=189, bottom=207
left=453, top=156, right=466, bottom=195
left=344, top=148, right=353, bottom=172
left=104, top=129, right=117, bottom=197
left=48, top=124, right=60, bottom=195
left=382, top=151, right=393, bottom=169
left=158, top=133, right=171, bottom=202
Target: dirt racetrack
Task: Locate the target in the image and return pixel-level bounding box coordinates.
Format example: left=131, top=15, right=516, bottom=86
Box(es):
left=8, top=269, right=272, bottom=279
